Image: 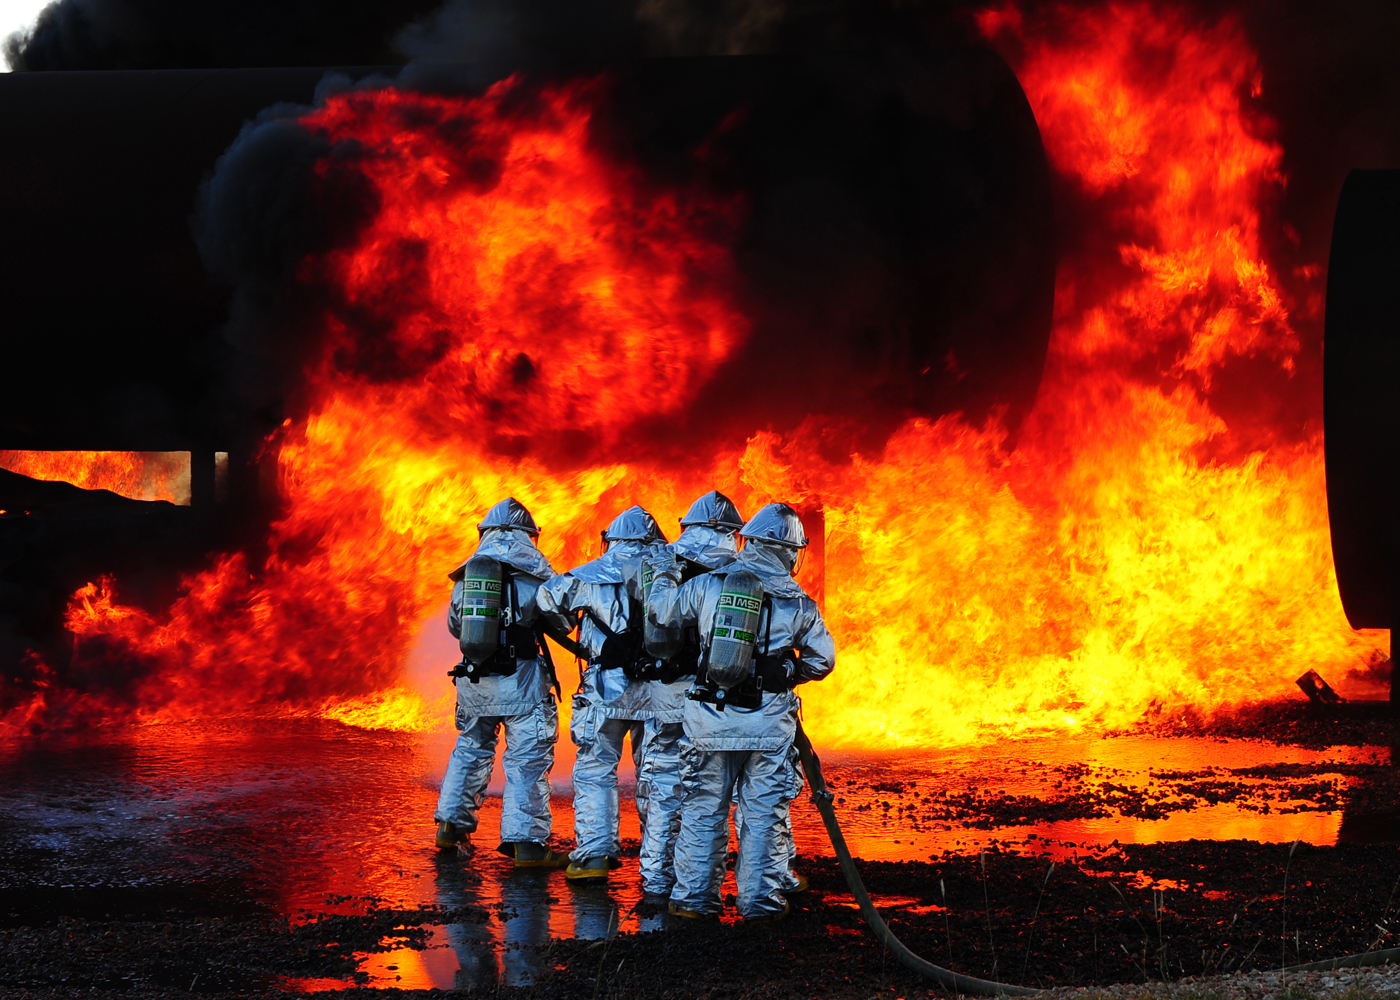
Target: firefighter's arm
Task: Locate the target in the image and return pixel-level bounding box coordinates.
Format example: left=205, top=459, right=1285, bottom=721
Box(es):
left=643, top=550, right=695, bottom=628
left=510, top=572, right=546, bottom=626
left=535, top=573, right=582, bottom=635
left=793, top=601, right=836, bottom=683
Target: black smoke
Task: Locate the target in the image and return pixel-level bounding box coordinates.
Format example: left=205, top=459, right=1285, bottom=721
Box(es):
left=3, top=0, right=439, bottom=70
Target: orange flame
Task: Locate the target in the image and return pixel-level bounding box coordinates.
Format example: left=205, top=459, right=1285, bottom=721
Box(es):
left=5, top=5, right=1387, bottom=744
left=0, top=451, right=191, bottom=504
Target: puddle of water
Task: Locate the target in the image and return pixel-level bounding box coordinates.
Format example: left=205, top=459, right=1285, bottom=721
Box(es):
left=824, top=893, right=946, bottom=913
left=285, top=926, right=466, bottom=991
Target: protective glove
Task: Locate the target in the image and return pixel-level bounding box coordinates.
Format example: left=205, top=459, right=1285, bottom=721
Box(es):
left=643, top=548, right=682, bottom=586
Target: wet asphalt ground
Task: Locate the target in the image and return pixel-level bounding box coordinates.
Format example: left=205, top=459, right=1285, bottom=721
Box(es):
left=0, top=700, right=1394, bottom=995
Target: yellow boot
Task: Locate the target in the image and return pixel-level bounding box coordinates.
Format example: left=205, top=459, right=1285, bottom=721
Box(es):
left=502, top=842, right=570, bottom=869
left=435, top=821, right=468, bottom=850
left=565, top=856, right=613, bottom=882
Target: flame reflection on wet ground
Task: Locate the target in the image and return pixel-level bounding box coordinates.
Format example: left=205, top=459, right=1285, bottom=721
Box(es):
left=0, top=719, right=1389, bottom=991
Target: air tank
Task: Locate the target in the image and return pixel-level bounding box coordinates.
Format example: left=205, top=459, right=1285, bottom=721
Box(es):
left=457, top=554, right=504, bottom=666
left=641, top=560, right=686, bottom=661
left=706, top=569, right=765, bottom=690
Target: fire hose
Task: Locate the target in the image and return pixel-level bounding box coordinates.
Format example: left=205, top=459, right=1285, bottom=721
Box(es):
left=794, top=724, right=1400, bottom=994
left=793, top=722, right=1039, bottom=996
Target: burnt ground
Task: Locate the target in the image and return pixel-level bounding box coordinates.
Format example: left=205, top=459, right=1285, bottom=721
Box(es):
left=2, top=840, right=1399, bottom=998
left=1134, top=699, right=1398, bottom=751
left=811, top=700, right=1400, bottom=838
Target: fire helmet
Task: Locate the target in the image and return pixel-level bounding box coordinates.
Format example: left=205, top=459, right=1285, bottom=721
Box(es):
left=477, top=497, right=540, bottom=537
left=603, top=505, right=665, bottom=543
left=739, top=503, right=808, bottom=549
left=679, top=490, right=744, bottom=531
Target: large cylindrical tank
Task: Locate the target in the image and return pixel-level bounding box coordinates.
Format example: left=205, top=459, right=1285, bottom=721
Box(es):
left=1324, top=169, right=1400, bottom=632
left=0, top=47, right=1055, bottom=467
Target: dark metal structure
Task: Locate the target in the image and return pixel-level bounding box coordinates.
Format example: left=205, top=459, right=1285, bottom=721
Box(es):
left=0, top=50, right=1056, bottom=499
left=0, top=68, right=367, bottom=511
left=1324, top=170, right=1400, bottom=627
left=1323, top=168, right=1399, bottom=703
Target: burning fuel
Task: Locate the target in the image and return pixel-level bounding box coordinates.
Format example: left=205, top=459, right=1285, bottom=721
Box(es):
left=1, top=2, right=1388, bottom=744
left=0, top=451, right=191, bottom=505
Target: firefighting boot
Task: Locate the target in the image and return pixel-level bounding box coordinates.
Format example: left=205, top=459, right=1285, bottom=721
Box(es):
left=564, top=856, right=613, bottom=882
left=503, top=842, right=570, bottom=869
left=742, top=899, right=791, bottom=924
left=667, top=900, right=711, bottom=920
left=435, top=821, right=469, bottom=850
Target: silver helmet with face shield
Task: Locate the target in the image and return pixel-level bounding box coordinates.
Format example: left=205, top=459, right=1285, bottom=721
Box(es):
left=739, top=502, right=808, bottom=575
left=477, top=496, right=540, bottom=537
left=678, top=490, right=744, bottom=532
left=602, top=505, right=665, bottom=551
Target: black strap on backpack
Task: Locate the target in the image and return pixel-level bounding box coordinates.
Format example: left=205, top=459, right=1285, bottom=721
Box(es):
left=583, top=600, right=649, bottom=678
left=657, top=625, right=702, bottom=684
left=532, top=618, right=563, bottom=703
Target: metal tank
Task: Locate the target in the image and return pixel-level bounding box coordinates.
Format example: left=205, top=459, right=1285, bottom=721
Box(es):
left=641, top=561, right=686, bottom=661
left=705, top=569, right=766, bottom=691
left=1323, top=168, right=1400, bottom=705
left=457, top=553, right=505, bottom=667
left=0, top=51, right=1055, bottom=678
left=0, top=48, right=1054, bottom=493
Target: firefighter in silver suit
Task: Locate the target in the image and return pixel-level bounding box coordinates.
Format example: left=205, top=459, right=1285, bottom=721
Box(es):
left=646, top=503, right=835, bottom=921
left=435, top=497, right=570, bottom=868
left=536, top=506, right=664, bottom=882
left=634, top=490, right=744, bottom=898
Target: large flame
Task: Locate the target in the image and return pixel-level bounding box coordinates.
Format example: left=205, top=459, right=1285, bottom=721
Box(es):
left=0, top=451, right=191, bottom=505
left=3, top=3, right=1386, bottom=744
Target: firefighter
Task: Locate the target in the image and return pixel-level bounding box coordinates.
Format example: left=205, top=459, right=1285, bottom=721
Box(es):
left=646, top=502, right=835, bottom=921
left=633, top=490, right=745, bottom=899
left=435, top=497, right=570, bottom=867
left=536, top=506, right=663, bottom=882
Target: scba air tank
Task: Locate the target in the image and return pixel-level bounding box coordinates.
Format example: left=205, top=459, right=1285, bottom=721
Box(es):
left=705, top=569, right=765, bottom=689
left=641, top=561, right=685, bottom=661
left=458, top=554, right=504, bottom=666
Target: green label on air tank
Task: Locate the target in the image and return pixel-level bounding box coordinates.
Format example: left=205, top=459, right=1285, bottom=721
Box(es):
left=718, top=592, right=761, bottom=613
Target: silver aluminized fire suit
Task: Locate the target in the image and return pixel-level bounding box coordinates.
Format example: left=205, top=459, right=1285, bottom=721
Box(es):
left=436, top=508, right=560, bottom=850
left=536, top=506, right=662, bottom=868
left=635, top=492, right=743, bottom=897
left=647, top=506, right=835, bottom=919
